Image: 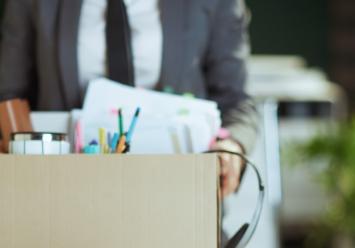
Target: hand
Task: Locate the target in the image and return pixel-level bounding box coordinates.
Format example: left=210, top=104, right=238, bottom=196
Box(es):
left=211, top=139, right=245, bottom=198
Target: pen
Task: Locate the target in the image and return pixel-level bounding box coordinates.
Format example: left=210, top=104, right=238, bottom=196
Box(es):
left=126, top=107, right=140, bottom=144
left=116, top=135, right=126, bottom=154
left=110, top=132, right=119, bottom=152
left=118, top=108, right=124, bottom=137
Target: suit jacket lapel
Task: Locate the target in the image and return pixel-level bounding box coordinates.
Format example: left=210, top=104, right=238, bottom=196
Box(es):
left=57, top=0, right=83, bottom=109
left=159, top=0, right=189, bottom=92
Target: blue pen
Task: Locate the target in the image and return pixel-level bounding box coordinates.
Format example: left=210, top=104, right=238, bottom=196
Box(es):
left=126, top=107, right=141, bottom=143
left=111, top=132, right=120, bottom=152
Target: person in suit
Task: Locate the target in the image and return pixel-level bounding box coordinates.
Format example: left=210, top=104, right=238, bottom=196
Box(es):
left=0, top=0, right=258, bottom=197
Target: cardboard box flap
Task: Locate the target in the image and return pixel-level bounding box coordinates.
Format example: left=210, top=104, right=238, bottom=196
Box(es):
left=0, top=154, right=218, bottom=248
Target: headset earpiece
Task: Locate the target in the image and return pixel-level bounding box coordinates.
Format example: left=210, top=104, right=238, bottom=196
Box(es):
left=225, top=223, right=249, bottom=248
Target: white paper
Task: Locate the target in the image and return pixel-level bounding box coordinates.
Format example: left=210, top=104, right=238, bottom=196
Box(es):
left=81, top=78, right=221, bottom=154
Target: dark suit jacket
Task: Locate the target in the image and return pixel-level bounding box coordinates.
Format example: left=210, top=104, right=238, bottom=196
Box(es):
left=0, top=0, right=258, bottom=152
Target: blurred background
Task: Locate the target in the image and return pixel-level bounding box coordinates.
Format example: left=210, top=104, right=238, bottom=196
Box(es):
left=1, top=0, right=355, bottom=247
left=244, top=0, right=355, bottom=247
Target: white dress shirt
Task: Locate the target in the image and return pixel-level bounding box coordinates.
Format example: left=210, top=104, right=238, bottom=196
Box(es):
left=77, top=0, right=163, bottom=92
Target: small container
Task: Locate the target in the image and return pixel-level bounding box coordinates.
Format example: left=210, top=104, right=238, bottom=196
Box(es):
left=9, top=132, right=70, bottom=155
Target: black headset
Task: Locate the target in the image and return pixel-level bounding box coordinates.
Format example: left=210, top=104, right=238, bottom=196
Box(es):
left=204, top=150, right=265, bottom=248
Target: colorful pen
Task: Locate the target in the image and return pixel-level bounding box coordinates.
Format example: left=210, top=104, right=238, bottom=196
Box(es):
left=116, top=135, right=126, bottom=154
left=126, top=107, right=141, bottom=144
left=118, top=108, right=124, bottom=137
left=110, top=132, right=119, bottom=152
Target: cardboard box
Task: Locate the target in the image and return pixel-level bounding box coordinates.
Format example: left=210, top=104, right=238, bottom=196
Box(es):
left=0, top=154, right=219, bottom=248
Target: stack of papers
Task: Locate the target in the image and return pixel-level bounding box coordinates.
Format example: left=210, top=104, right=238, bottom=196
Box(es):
left=81, top=78, right=221, bottom=154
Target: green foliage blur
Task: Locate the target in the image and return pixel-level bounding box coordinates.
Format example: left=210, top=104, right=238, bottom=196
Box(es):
left=296, top=119, right=355, bottom=238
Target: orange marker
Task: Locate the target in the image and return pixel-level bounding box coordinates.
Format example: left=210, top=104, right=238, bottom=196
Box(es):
left=116, top=135, right=127, bottom=154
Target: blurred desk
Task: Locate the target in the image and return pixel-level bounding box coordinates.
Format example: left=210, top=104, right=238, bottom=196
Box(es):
left=247, top=55, right=345, bottom=109
left=245, top=55, right=346, bottom=235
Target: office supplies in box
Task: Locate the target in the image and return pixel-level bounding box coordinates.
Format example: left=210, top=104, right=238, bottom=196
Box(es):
left=29, top=78, right=222, bottom=154
left=9, top=132, right=70, bottom=155
left=81, top=78, right=221, bottom=154
left=0, top=154, right=220, bottom=248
